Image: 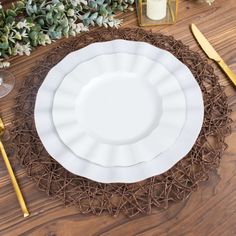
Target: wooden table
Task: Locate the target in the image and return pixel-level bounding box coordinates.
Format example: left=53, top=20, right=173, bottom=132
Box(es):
left=0, top=0, right=236, bottom=235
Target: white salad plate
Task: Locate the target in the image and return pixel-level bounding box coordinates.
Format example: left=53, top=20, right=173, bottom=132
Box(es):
left=34, top=40, right=204, bottom=183
left=52, top=53, right=186, bottom=167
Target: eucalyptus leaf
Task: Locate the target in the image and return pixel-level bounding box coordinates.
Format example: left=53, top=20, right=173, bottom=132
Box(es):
left=62, top=25, right=70, bottom=36
left=5, top=16, right=14, bottom=24
left=37, top=18, right=45, bottom=26
left=96, top=0, right=105, bottom=5
left=26, top=5, right=34, bottom=15
left=108, top=21, right=114, bottom=27
left=46, top=5, right=51, bottom=11
left=29, top=31, right=38, bottom=40
left=54, top=31, right=62, bottom=39
left=55, top=12, right=62, bottom=20
left=6, top=9, right=17, bottom=17
left=38, top=33, right=46, bottom=45
left=60, top=17, right=69, bottom=27
left=56, top=25, right=63, bottom=33
left=8, top=46, right=12, bottom=55
left=31, top=40, right=38, bottom=47
left=82, top=12, right=90, bottom=20
left=99, top=7, right=108, bottom=16
left=41, top=10, right=46, bottom=15
left=40, top=0, right=46, bottom=9
left=96, top=16, right=103, bottom=26
left=112, top=2, right=118, bottom=9
left=69, top=29, right=76, bottom=37
left=0, top=41, right=9, bottom=50
left=106, top=6, right=112, bottom=14
left=16, top=1, right=25, bottom=9
left=88, top=0, right=97, bottom=9
left=76, top=4, right=83, bottom=11
left=46, top=12, right=53, bottom=24
left=48, top=31, right=57, bottom=39
left=4, top=26, right=10, bottom=34
left=0, top=50, right=7, bottom=57
left=90, top=12, right=98, bottom=20
left=48, top=29, right=62, bottom=39
left=49, top=25, right=56, bottom=32
left=33, top=4, right=38, bottom=13
left=103, top=22, right=108, bottom=28
left=83, top=18, right=90, bottom=26
left=56, top=3, right=65, bottom=12
left=117, top=5, right=124, bottom=11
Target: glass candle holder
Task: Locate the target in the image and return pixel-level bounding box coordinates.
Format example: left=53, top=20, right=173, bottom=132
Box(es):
left=136, top=0, right=178, bottom=26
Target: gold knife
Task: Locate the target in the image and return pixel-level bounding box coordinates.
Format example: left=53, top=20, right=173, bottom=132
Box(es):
left=191, top=23, right=236, bottom=87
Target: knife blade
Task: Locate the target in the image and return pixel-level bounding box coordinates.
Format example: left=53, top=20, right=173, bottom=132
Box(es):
left=191, top=23, right=236, bottom=87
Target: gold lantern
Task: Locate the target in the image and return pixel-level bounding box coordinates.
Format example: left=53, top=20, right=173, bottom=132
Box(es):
left=136, top=0, right=178, bottom=26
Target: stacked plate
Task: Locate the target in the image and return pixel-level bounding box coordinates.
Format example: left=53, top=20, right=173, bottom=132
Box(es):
left=34, top=40, right=204, bottom=183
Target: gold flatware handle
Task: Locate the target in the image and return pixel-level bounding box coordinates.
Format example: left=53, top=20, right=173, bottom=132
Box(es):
left=218, top=60, right=236, bottom=86
left=0, top=140, right=29, bottom=217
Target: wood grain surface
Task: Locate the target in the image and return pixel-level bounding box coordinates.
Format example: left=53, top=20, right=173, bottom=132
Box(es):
left=0, top=0, right=236, bottom=235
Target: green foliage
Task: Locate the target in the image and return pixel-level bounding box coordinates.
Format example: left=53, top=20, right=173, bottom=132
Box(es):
left=0, top=0, right=134, bottom=68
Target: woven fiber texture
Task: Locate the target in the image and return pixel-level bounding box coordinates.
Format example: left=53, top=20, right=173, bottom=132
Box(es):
left=9, top=28, right=231, bottom=217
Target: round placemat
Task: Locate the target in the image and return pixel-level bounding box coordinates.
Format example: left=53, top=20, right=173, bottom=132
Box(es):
left=9, top=28, right=231, bottom=217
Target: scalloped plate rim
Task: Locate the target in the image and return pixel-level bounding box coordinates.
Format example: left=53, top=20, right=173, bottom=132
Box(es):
left=52, top=52, right=186, bottom=167
left=34, top=39, right=204, bottom=183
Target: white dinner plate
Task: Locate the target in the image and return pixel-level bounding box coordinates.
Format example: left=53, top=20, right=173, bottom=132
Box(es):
left=34, top=40, right=204, bottom=183
left=52, top=53, right=186, bottom=167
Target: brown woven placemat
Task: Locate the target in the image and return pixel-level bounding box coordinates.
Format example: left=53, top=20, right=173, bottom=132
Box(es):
left=9, top=28, right=231, bottom=217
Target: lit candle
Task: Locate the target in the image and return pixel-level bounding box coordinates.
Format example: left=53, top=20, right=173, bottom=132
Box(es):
left=146, top=0, right=167, bottom=20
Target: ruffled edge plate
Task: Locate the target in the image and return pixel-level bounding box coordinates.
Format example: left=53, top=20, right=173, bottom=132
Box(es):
left=52, top=52, right=186, bottom=167
left=34, top=39, right=204, bottom=183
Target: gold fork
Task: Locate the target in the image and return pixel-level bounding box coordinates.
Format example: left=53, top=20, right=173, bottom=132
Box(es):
left=0, top=117, right=29, bottom=217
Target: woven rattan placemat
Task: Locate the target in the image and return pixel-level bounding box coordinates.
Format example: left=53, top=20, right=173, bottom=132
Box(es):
left=9, top=28, right=231, bottom=217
